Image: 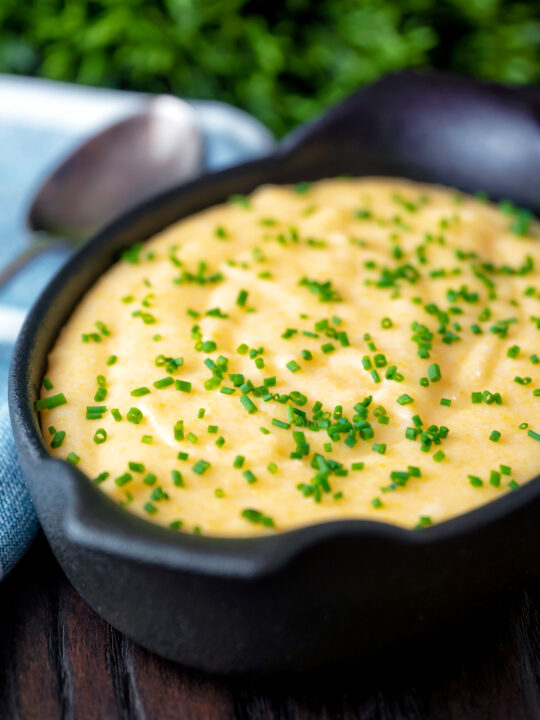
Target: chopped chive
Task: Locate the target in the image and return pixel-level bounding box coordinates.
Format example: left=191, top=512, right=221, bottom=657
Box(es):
left=286, top=360, right=301, bottom=373
left=370, top=370, right=381, bottom=383
left=507, top=345, right=520, bottom=358
left=131, top=387, right=150, bottom=397
left=371, top=498, right=383, bottom=508
left=243, top=470, right=257, bottom=484
left=233, top=455, right=245, bottom=468
left=289, top=391, right=307, bottom=406
left=236, top=289, right=249, bottom=307
left=192, top=460, right=210, bottom=475
left=51, top=431, right=66, bottom=449
left=153, top=376, right=174, bottom=389
left=111, top=408, right=122, bottom=422
left=240, top=395, right=257, bottom=414
left=433, top=450, right=445, bottom=462
left=171, top=470, right=184, bottom=487
left=397, top=394, right=414, bottom=405
left=36, top=393, right=67, bottom=411
left=440, top=398, right=452, bottom=406
left=528, top=429, right=540, bottom=442
left=241, top=508, right=274, bottom=528
left=229, top=194, right=251, bottom=209
left=43, top=378, right=53, bottom=391
left=489, top=430, right=501, bottom=442
left=141, top=435, right=153, bottom=444
left=150, top=486, right=169, bottom=501
left=115, top=472, right=132, bottom=487
left=175, top=379, right=192, bottom=393
left=86, top=405, right=107, bottom=420
left=126, top=407, right=143, bottom=424
left=468, top=474, right=483, bottom=487
left=272, top=419, right=291, bottom=429
left=94, top=387, right=107, bottom=402
left=106, top=355, right=117, bottom=366
left=428, top=363, right=441, bottom=382
left=128, top=461, right=145, bottom=473
left=93, top=428, right=107, bottom=444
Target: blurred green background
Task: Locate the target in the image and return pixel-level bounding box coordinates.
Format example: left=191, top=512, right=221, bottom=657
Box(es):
left=1, top=0, right=539, bottom=136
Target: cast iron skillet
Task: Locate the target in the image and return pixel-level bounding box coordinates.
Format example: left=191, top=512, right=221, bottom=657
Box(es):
left=9, top=71, right=540, bottom=674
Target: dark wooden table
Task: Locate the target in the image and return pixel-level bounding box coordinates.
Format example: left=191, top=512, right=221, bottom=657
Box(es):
left=1, top=533, right=539, bottom=720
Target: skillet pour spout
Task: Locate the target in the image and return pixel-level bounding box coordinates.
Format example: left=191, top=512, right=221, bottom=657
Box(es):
left=10, top=71, right=540, bottom=673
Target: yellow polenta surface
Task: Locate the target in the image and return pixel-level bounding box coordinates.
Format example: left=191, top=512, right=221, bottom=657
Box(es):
left=39, top=178, right=540, bottom=535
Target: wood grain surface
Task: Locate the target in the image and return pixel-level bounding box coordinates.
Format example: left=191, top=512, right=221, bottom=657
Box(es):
left=0, top=533, right=539, bottom=720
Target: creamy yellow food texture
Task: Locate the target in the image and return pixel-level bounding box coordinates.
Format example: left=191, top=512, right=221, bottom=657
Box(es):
left=40, top=178, right=540, bottom=535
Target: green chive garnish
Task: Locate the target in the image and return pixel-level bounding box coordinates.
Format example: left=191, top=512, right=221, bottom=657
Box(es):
left=171, top=470, right=184, bottom=487
left=66, top=452, right=80, bottom=466
left=127, top=407, right=143, bottom=424
left=36, top=393, right=67, bottom=411
left=233, top=455, right=245, bottom=468
left=286, top=360, right=301, bottom=373
left=93, top=428, right=107, bottom=444
left=236, top=289, right=249, bottom=307
left=153, top=376, right=174, bottom=389
left=240, top=395, right=257, bottom=414
left=193, top=460, right=210, bottom=475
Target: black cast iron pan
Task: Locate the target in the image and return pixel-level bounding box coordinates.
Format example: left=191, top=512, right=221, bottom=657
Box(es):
left=9, top=71, right=540, bottom=674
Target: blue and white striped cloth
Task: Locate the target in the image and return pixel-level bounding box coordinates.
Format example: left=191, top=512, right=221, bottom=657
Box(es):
left=0, top=75, right=273, bottom=579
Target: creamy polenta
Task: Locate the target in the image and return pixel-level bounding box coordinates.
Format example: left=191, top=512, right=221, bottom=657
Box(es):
left=38, top=178, right=540, bottom=535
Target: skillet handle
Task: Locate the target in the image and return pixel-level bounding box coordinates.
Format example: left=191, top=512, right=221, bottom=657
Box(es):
left=277, top=70, right=540, bottom=213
